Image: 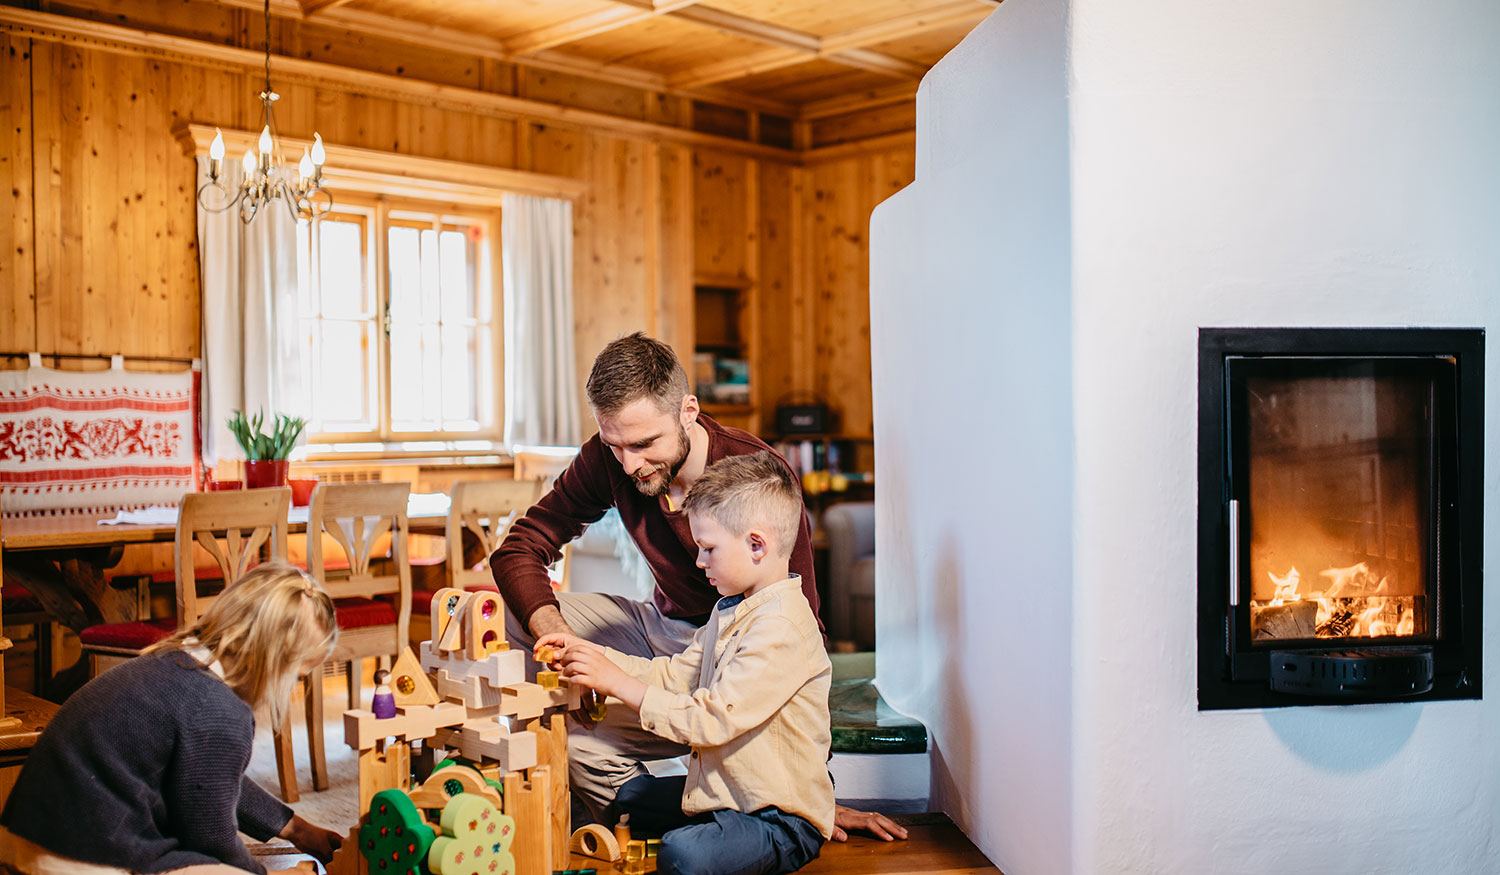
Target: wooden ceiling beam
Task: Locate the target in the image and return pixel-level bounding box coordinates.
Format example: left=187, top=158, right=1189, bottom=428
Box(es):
left=668, top=46, right=806, bottom=90
left=818, top=2, right=993, bottom=55
left=299, top=0, right=356, bottom=16
left=658, top=1, right=980, bottom=89
left=506, top=6, right=654, bottom=56
left=798, top=81, right=919, bottom=120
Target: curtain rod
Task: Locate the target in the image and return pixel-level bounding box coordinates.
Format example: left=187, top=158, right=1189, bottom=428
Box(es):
left=0, top=351, right=197, bottom=364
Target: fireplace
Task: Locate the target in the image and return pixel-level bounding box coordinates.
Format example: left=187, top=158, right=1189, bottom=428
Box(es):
left=1198, top=328, right=1484, bottom=709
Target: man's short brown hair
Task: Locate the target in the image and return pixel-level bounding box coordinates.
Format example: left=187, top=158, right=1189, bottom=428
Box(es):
left=586, top=332, right=690, bottom=417
left=683, top=450, right=803, bottom=557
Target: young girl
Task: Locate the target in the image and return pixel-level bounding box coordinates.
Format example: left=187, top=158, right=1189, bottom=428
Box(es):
left=0, top=562, right=343, bottom=875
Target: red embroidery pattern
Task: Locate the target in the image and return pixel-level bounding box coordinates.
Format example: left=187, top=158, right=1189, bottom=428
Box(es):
left=0, top=418, right=183, bottom=463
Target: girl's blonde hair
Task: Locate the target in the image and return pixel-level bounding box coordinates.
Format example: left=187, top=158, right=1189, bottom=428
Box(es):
left=146, top=561, right=336, bottom=726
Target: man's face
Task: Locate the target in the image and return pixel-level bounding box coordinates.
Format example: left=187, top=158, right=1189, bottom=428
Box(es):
left=596, top=396, right=692, bottom=498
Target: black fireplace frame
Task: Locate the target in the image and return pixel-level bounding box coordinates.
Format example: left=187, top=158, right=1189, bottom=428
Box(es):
left=1198, top=327, right=1484, bottom=710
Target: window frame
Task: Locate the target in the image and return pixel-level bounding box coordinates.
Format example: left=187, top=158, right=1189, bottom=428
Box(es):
left=299, top=192, right=505, bottom=445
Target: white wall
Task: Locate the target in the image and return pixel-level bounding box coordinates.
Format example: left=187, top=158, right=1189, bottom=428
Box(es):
left=1070, top=2, right=1500, bottom=872
left=872, top=0, right=1500, bottom=872
left=868, top=0, right=1074, bottom=871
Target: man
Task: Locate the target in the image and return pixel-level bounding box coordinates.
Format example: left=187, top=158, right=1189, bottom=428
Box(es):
left=492, top=332, right=906, bottom=842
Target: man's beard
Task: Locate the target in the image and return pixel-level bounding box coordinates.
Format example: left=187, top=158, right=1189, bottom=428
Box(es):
left=630, top=422, right=691, bottom=497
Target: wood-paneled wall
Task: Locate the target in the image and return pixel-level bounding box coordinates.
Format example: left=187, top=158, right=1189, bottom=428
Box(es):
left=0, top=8, right=912, bottom=444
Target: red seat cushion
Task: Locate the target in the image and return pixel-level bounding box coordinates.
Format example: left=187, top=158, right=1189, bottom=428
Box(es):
left=334, top=597, right=399, bottom=630
left=79, top=618, right=177, bottom=650
left=3, top=585, right=45, bottom=616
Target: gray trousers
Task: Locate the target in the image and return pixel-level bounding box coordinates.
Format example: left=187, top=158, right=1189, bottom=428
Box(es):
left=504, top=592, right=699, bottom=824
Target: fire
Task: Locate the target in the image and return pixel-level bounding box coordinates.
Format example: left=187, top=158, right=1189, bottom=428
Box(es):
left=1251, top=561, right=1420, bottom=641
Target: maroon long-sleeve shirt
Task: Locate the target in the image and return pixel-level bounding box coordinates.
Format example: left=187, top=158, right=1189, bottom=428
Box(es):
left=492, top=414, right=820, bottom=632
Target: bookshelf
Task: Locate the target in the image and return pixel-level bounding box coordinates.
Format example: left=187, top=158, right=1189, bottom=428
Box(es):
left=693, top=274, right=756, bottom=431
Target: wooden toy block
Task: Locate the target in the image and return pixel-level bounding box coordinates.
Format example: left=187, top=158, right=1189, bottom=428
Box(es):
left=422, top=643, right=526, bottom=689
left=429, top=725, right=538, bottom=774
left=435, top=667, right=506, bottom=709
left=535, top=644, right=556, bottom=665
left=430, top=793, right=515, bottom=875
left=408, top=763, right=504, bottom=811
left=537, top=670, right=560, bottom=689
left=529, top=713, right=570, bottom=872
left=464, top=590, right=508, bottom=660
left=504, top=765, right=553, bottom=875
left=344, top=700, right=470, bottom=750
left=500, top=682, right=552, bottom=723
left=389, top=646, right=438, bottom=707
left=428, top=587, right=468, bottom=645
left=569, top=825, right=620, bottom=862
left=357, top=741, right=411, bottom=819
left=623, top=840, right=646, bottom=875
left=544, top=683, right=582, bottom=713
left=324, top=825, right=365, bottom=875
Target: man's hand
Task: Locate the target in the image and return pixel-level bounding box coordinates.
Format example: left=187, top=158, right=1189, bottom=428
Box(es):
left=830, top=804, right=908, bottom=842
left=278, top=813, right=343, bottom=862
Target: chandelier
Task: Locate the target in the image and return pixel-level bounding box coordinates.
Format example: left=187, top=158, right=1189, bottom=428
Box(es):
left=196, top=0, right=332, bottom=224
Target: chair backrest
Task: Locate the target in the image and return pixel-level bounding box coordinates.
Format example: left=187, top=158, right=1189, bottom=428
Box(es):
left=446, top=479, right=544, bottom=590
left=307, top=481, right=413, bottom=645
left=176, top=487, right=291, bottom=626
left=510, top=445, right=579, bottom=491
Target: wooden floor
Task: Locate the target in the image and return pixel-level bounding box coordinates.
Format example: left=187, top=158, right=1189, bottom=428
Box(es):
left=253, top=813, right=1002, bottom=874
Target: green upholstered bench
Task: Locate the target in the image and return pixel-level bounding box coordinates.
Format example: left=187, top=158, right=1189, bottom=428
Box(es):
left=828, top=653, right=929, bottom=812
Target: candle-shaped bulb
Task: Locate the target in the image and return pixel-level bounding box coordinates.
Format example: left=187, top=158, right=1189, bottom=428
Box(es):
left=209, top=128, right=225, bottom=161
left=298, top=149, right=314, bottom=181
left=258, top=125, right=273, bottom=156
left=310, top=133, right=326, bottom=166
left=241, top=149, right=256, bottom=176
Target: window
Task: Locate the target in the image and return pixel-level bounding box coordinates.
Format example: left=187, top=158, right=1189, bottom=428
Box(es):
left=295, top=198, right=501, bottom=443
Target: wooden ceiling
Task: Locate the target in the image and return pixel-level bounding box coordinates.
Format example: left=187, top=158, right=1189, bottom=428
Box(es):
left=239, top=0, right=997, bottom=117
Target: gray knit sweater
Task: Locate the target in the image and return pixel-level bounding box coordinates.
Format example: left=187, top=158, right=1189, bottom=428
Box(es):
left=0, top=649, right=292, bottom=873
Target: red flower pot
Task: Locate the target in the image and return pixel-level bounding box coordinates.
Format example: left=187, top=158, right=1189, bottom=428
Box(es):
left=244, top=459, right=290, bottom=490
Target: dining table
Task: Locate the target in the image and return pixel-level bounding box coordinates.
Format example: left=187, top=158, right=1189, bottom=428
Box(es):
left=1, top=493, right=453, bottom=698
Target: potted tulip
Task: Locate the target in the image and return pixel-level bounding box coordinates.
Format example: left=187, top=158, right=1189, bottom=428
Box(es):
left=226, top=409, right=308, bottom=490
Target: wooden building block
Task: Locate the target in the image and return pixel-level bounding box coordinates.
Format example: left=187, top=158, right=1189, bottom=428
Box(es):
left=569, top=825, right=621, bottom=862
left=343, top=701, right=469, bottom=750
left=407, top=763, right=504, bottom=811
left=356, top=742, right=411, bottom=820
left=429, top=725, right=538, bottom=774
left=389, top=646, right=438, bottom=707
left=464, top=590, right=507, bottom=660
left=500, top=682, right=551, bottom=723
left=504, top=766, right=553, bottom=875
left=428, top=587, right=468, bottom=645
left=529, top=713, right=570, bottom=872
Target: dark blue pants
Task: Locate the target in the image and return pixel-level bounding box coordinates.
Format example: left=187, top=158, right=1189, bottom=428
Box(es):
left=612, top=775, right=825, bottom=875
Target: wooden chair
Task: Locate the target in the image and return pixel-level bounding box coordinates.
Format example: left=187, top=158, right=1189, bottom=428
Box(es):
left=445, top=479, right=546, bottom=591
left=77, top=489, right=291, bottom=676
left=300, top=481, right=413, bottom=794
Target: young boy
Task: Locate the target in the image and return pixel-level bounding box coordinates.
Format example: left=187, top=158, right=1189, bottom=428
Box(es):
left=536, top=450, right=834, bottom=875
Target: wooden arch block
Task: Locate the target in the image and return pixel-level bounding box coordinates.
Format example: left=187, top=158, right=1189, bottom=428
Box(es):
left=429, top=587, right=470, bottom=651
left=465, top=590, right=508, bottom=660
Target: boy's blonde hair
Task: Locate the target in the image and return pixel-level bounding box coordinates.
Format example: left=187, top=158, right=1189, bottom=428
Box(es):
left=586, top=332, right=691, bottom=416
left=682, top=450, right=803, bottom=557
left=146, top=561, right=336, bottom=726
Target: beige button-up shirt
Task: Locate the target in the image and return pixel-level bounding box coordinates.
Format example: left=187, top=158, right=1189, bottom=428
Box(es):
left=605, top=574, right=835, bottom=838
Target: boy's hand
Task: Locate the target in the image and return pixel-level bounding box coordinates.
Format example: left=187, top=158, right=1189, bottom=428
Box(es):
left=533, top=633, right=585, bottom=669
left=557, top=641, right=646, bottom=710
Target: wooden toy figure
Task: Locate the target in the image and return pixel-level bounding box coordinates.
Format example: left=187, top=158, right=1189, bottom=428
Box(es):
left=373, top=669, right=397, bottom=719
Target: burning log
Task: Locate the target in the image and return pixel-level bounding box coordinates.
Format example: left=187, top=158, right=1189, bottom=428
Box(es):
left=1252, top=598, right=1318, bottom=640
left=1317, top=605, right=1358, bottom=638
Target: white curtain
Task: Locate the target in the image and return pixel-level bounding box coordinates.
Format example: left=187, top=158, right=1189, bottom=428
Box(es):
left=502, top=193, right=579, bottom=449
left=195, top=156, right=303, bottom=467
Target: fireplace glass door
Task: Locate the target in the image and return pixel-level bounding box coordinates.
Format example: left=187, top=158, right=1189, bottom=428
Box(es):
left=1234, top=361, right=1440, bottom=646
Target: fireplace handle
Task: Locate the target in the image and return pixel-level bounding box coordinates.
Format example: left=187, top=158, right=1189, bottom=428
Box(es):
left=1228, top=499, right=1240, bottom=607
